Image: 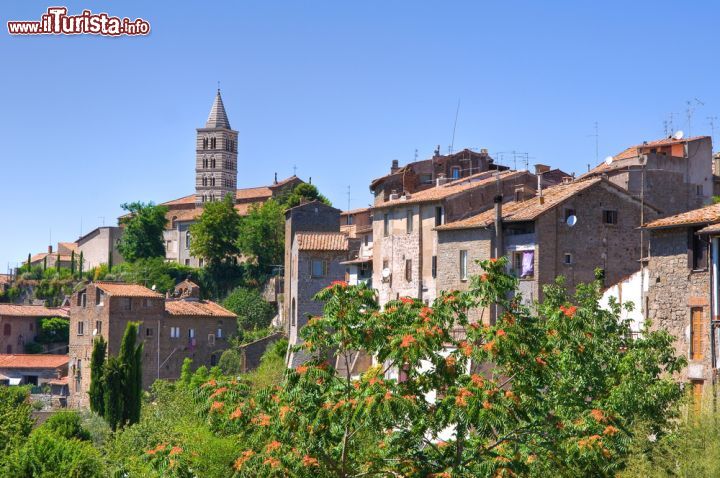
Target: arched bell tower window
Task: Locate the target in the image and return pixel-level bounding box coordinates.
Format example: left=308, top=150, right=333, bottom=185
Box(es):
left=211, top=158, right=216, bottom=168
left=202, top=176, right=207, bottom=186
left=202, top=138, right=208, bottom=149
left=210, top=137, right=216, bottom=149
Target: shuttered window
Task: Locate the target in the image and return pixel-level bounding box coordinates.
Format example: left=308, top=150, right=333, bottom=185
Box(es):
left=691, top=307, right=704, bottom=361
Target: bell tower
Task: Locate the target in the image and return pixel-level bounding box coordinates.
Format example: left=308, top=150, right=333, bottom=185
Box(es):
left=195, top=89, right=238, bottom=205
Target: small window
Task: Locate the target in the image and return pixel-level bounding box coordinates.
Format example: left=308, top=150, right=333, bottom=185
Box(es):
left=199, top=258, right=204, bottom=268
left=210, top=137, right=216, bottom=149
left=603, top=210, right=618, bottom=225
left=435, top=206, right=444, bottom=227
left=208, top=334, right=216, bottom=346
left=311, top=260, right=327, bottom=277
left=291, top=298, right=297, bottom=327
left=5, top=345, right=10, bottom=354
left=459, top=250, right=468, bottom=281
left=406, top=210, right=413, bottom=234
left=451, top=166, right=460, bottom=179
left=690, top=228, right=708, bottom=270
left=96, top=290, right=104, bottom=306
left=346, top=215, right=354, bottom=225
left=80, top=292, right=87, bottom=308
left=143, top=298, right=151, bottom=308
left=383, top=213, right=390, bottom=237
left=420, top=174, right=433, bottom=184
left=95, top=320, right=102, bottom=335
left=697, top=184, right=704, bottom=196
left=145, top=327, right=154, bottom=337
left=431, top=255, right=437, bottom=278
left=120, top=298, right=131, bottom=311
left=564, top=253, right=573, bottom=265
left=364, top=235, right=369, bottom=246
left=210, top=354, right=218, bottom=366
left=77, top=321, right=84, bottom=336
left=211, top=158, right=216, bottom=168
left=691, top=307, right=704, bottom=361
left=188, top=328, right=195, bottom=339
left=184, top=259, right=190, bottom=266
left=513, top=251, right=535, bottom=278
left=405, top=259, right=412, bottom=282
left=170, top=327, right=180, bottom=339
left=217, top=328, right=223, bottom=339
left=185, top=231, right=191, bottom=249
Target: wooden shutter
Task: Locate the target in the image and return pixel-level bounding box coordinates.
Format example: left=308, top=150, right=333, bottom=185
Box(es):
left=691, top=307, right=704, bottom=361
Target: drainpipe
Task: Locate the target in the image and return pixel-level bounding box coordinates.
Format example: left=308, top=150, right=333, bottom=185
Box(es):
left=711, top=237, right=719, bottom=406
left=492, top=193, right=503, bottom=326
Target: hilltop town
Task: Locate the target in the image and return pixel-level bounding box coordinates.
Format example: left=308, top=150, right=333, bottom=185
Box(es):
left=2, top=90, right=720, bottom=475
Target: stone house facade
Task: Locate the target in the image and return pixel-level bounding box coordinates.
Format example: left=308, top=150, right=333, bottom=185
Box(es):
left=435, top=177, right=660, bottom=322
left=0, top=354, right=68, bottom=387
left=583, top=135, right=713, bottom=217
left=76, top=226, right=123, bottom=271
left=371, top=170, right=540, bottom=306
left=0, top=304, right=69, bottom=355
left=68, top=281, right=236, bottom=408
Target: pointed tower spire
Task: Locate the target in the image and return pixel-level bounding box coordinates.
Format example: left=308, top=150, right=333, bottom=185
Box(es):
left=206, top=89, right=231, bottom=129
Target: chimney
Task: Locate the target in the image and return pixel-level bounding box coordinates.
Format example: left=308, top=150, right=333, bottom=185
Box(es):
left=274, top=172, right=278, bottom=184
left=391, top=159, right=399, bottom=174
left=48, top=245, right=53, bottom=254
left=436, top=173, right=448, bottom=187
left=480, top=148, right=488, bottom=155
left=534, top=164, right=551, bottom=175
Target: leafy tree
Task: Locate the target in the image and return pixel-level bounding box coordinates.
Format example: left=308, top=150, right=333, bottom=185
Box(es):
left=23, top=342, right=43, bottom=354
left=223, top=287, right=276, bottom=332
left=194, top=259, right=684, bottom=477
left=180, top=357, right=193, bottom=386
left=218, top=349, right=243, bottom=375
left=117, top=202, right=168, bottom=262
left=190, top=193, right=242, bottom=267
left=119, top=322, right=143, bottom=426
left=0, top=386, right=33, bottom=455
left=39, top=411, right=91, bottom=441
left=103, top=356, right=125, bottom=431
left=237, top=199, right=285, bottom=274
left=35, top=317, right=70, bottom=344
left=89, top=336, right=107, bottom=416
left=280, top=183, right=331, bottom=209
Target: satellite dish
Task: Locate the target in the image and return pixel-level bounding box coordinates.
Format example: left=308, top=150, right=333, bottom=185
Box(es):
left=604, top=156, right=614, bottom=166
left=566, top=215, right=577, bottom=227
left=151, top=284, right=157, bottom=291
left=673, top=130, right=684, bottom=140
left=381, top=268, right=391, bottom=279
left=92, top=329, right=97, bottom=336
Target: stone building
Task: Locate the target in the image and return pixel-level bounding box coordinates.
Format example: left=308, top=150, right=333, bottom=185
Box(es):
left=340, top=207, right=373, bottom=287
left=0, top=304, right=69, bottom=355
left=68, top=281, right=236, bottom=408
left=371, top=169, right=541, bottom=306
left=76, top=226, right=123, bottom=271
left=434, top=177, right=660, bottom=323
left=583, top=135, right=713, bottom=217
left=643, top=202, right=720, bottom=399
left=0, top=354, right=68, bottom=387
left=369, top=148, right=508, bottom=205
left=26, top=242, right=77, bottom=270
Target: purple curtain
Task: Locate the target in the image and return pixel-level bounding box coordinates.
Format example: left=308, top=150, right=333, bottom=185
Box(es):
left=521, top=251, right=534, bottom=278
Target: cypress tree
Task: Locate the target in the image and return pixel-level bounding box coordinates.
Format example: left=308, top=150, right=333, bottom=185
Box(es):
left=70, top=251, right=76, bottom=276
left=43, top=256, right=47, bottom=271
left=26, top=253, right=31, bottom=272
left=79, top=251, right=84, bottom=278
left=118, top=322, right=142, bottom=426
left=102, top=357, right=125, bottom=431
left=57, top=252, right=62, bottom=271
left=108, top=250, right=113, bottom=272
left=88, top=336, right=106, bottom=416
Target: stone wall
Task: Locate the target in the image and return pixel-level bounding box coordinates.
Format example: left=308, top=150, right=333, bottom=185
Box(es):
left=240, top=332, right=284, bottom=372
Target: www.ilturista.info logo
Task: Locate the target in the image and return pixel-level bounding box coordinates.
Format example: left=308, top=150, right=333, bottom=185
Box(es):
left=7, top=7, right=150, bottom=36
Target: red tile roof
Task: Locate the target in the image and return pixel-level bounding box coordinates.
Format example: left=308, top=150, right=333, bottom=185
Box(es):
left=437, top=177, right=654, bottom=230
left=94, top=282, right=164, bottom=298
left=0, top=305, right=69, bottom=318
left=645, top=202, right=720, bottom=229
left=0, top=354, right=68, bottom=370
left=296, top=232, right=349, bottom=251
left=697, top=222, right=720, bottom=235
left=375, top=170, right=527, bottom=209
left=165, top=300, right=236, bottom=318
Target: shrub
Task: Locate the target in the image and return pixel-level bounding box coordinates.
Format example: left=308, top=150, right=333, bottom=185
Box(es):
left=223, top=287, right=276, bottom=331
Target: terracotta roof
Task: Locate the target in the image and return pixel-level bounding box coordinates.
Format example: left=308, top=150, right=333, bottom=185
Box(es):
left=437, top=177, right=654, bottom=231
left=339, top=257, right=372, bottom=265
left=0, top=354, right=68, bottom=370
left=58, top=242, right=78, bottom=253
left=0, top=274, right=11, bottom=285
left=296, top=232, right=349, bottom=251
left=341, top=207, right=371, bottom=216
left=47, top=376, right=69, bottom=386
left=94, top=282, right=163, bottom=298
left=698, top=222, right=720, bottom=235
left=645, top=202, right=720, bottom=229
left=375, top=170, right=527, bottom=209
left=160, top=194, right=196, bottom=207
left=165, top=300, right=236, bottom=318
left=0, top=305, right=68, bottom=318
left=354, top=224, right=374, bottom=234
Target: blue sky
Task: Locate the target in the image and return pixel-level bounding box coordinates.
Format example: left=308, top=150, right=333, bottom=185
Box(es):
left=1, top=1, right=718, bottom=270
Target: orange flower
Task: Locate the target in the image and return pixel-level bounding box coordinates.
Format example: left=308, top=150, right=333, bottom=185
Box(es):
left=209, top=386, right=228, bottom=399
left=480, top=273, right=488, bottom=282
left=455, top=388, right=473, bottom=407
left=560, top=305, right=577, bottom=318
left=400, top=334, right=416, bottom=348
left=279, top=405, right=292, bottom=421
left=169, top=446, right=182, bottom=456
left=534, top=356, right=547, bottom=367
left=590, top=409, right=606, bottom=423
left=263, top=457, right=280, bottom=468
left=328, top=280, right=347, bottom=289
left=265, top=441, right=282, bottom=453
left=234, top=450, right=254, bottom=470
left=210, top=401, right=224, bottom=412
left=446, top=355, right=457, bottom=367
left=229, top=407, right=243, bottom=420
left=253, top=413, right=271, bottom=426
left=470, top=374, right=484, bottom=387
left=460, top=341, right=473, bottom=357
left=547, top=329, right=558, bottom=337
left=444, top=295, right=456, bottom=303
left=400, top=297, right=414, bottom=304
left=296, top=365, right=309, bottom=374
left=483, top=340, right=497, bottom=353
left=303, top=455, right=319, bottom=467
left=496, top=329, right=507, bottom=338
left=201, top=379, right=217, bottom=388
left=384, top=391, right=393, bottom=401
left=603, top=425, right=619, bottom=436
left=483, top=400, right=492, bottom=410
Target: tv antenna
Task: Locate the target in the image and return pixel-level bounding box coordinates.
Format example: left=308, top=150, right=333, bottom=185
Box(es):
left=449, top=98, right=460, bottom=154
left=708, top=116, right=718, bottom=146
left=686, top=98, right=704, bottom=137
left=346, top=185, right=351, bottom=212
left=587, top=121, right=599, bottom=164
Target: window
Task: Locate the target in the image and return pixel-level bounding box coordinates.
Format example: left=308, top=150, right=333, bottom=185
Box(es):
left=210, top=354, right=218, bottom=366
left=451, top=166, right=460, bottom=179
left=691, top=307, right=704, bottom=361
left=346, top=215, right=354, bottom=225
left=211, top=177, right=216, bottom=186
left=80, top=292, right=87, bottom=308
left=602, top=210, right=618, bottom=225
left=199, top=258, right=204, bottom=268
left=406, top=210, right=413, bottom=234
left=564, top=253, right=573, bottom=265
left=459, top=250, right=468, bottom=281
left=689, top=228, right=708, bottom=270
left=96, top=290, right=104, bottom=306
left=405, top=259, right=412, bottom=282
left=185, top=231, right=191, bottom=249
left=513, top=251, right=535, bottom=278
left=184, top=259, right=190, bottom=266
left=95, top=320, right=102, bottom=335
left=143, top=298, right=151, bottom=308
left=170, top=327, right=180, bottom=339
left=431, top=255, right=437, bottom=278
left=383, top=213, right=390, bottom=237
left=364, top=235, right=369, bottom=246
left=202, top=138, right=208, bottom=149
left=203, top=158, right=208, bottom=168
left=697, top=184, right=704, bottom=196
left=217, top=328, right=223, bottom=339
left=208, top=334, right=216, bottom=346
left=435, top=206, right=444, bottom=226
left=3, top=324, right=10, bottom=336
left=311, top=260, right=328, bottom=277
left=202, top=176, right=207, bottom=186
left=188, top=328, right=195, bottom=339
left=77, top=321, right=84, bottom=336
left=145, top=327, right=154, bottom=337
left=166, top=240, right=171, bottom=251
left=420, top=174, right=433, bottom=184
left=210, top=137, right=216, bottom=149
left=120, top=298, right=131, bottom=311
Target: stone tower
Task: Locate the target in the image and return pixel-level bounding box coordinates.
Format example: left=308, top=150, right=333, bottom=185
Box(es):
left=195, top=90, right=238, bottom=205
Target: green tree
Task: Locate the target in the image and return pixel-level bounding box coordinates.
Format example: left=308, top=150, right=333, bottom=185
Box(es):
left=237, top=199, right=285, bottom=273
left=189, top=193, right=242, bottom=267
left=79, top=251, right=84, bottom=278
left=280, top=183, right=331, bottom=209
left=118, top=322, right=142, bottom=426
left=39, top=410, right=91, bottom=441
left=0, top=386, right=33, bottom=455
left=102, top=356, right=125, bottom=431
left=196, top=260, right=684, bottom=477
left=70, top=250, right=76, bottom=275
left=117, top=201, right=168, bottom=262
left=35, top=317, right=70, bottom=344
left=89, top=336, right=106, bottom=416
left=223, top=286, right=276, bottom=332
left=217, top=348, right=243, bottom=375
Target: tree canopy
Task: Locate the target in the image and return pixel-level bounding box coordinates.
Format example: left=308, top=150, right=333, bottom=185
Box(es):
left=281, top=183, right=331, bottom=209
left=237, top=199, right=285, bottom=273
left=190, top=193, right=242, bottom=267
left=117, top=202, right=168, bottom=262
